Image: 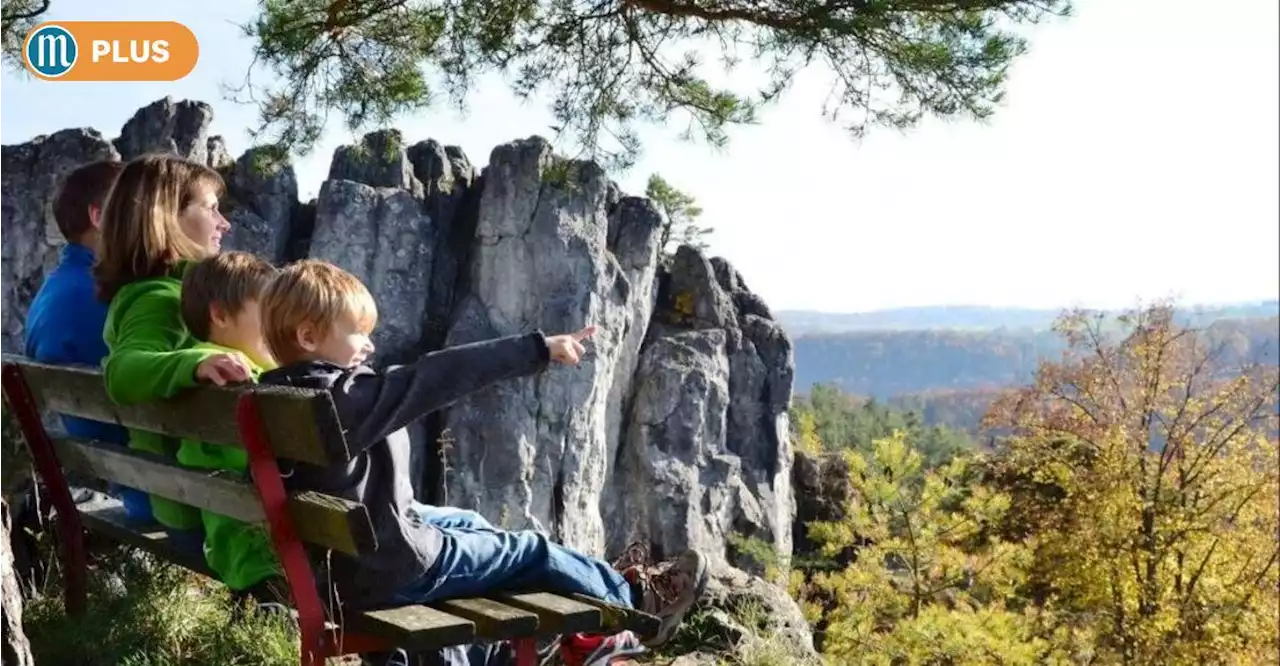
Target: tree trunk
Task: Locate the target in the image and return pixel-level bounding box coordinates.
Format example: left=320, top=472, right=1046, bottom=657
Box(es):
left=2, top=499, right=34, bottom=666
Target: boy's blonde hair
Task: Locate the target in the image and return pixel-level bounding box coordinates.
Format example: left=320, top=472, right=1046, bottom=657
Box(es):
left=94, top=153, right=225, bottom=301
left=180, top=251, right=279, bottom=341
left=260, top=259, right=378, bottom=365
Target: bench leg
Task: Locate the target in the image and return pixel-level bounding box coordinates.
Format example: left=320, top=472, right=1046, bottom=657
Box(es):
left=235, top=395, right=327, bottom=666
left=513, top=638, right=537, bottom=666
left=2, top=364, right=87, bottom=616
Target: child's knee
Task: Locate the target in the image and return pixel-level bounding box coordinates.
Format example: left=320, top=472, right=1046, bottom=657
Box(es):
left=458, top=509, right=493, bottom=530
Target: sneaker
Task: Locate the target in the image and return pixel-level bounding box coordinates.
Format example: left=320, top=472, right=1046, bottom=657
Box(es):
left=537, top=634, right=563, bottom=666
left=558, top=631, right=647, bottom=666
left=620, top=549, right=710, bottom=647
left=360, top=649, right=410, bottom=666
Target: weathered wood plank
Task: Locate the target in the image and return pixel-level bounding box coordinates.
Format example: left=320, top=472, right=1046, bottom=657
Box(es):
left=4, top=355, right=348, bottom=465
left=496, top=592, right=602, bottom=634
left=348, top=605, right=477, bottom=652
left=77, top=499, right=214, bottom=577
left=54, top=437, right=375, bottom=555
left=567, top=594, right=662, bottom=637
left=432, top=598, right=540, bottom=640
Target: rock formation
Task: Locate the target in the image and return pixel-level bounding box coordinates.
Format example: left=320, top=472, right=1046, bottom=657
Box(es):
left=1, top=128, right=118, bottom=352
left=791, top=450, right=855, bottom=565
left=0, top=96, right=797, bottom=573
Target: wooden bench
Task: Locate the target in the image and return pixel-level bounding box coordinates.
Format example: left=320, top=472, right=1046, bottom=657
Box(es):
left=1, top=354, right=659, bottom=666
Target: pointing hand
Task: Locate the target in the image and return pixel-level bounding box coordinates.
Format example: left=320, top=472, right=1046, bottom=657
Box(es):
left=546, top=325, right=598, bottom=365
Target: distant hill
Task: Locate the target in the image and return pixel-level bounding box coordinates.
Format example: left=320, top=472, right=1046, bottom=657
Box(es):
left=790, top=316, right=1278, bottom=436
left=779, top=300, right=1279, bottom=334
left=791, top=316, right=1279, bottom=400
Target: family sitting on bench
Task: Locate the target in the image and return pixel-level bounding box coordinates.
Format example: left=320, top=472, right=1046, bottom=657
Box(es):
left=25, top=153, right=709, bottom=666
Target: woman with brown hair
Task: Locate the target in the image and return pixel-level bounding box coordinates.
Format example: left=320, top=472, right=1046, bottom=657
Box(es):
left=94, top=152, right=254, bottom=545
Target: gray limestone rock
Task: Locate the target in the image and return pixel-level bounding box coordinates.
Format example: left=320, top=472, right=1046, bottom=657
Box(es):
left=638, top=246, right=796, bottom=567
left=0, top=128, right=118, bottom=351
left=0, top=100, right=798, bottom=598
left=329, top=129, right=424, bottom=199
left=206, top=136, right=234, bottom=170
left=600, top=195, right=665, bottom=544
left=441, top=138, right=644, bottom=556
left=609, top=328, right=737, bottom=561
left=791, top=450, right=855, bottom=565
left=309, top=179, right=434, bottom=367
left=218, top=147, right=300, bottom=264
left=407, top=138, right=478, bottom=351
left=700, top=565, right=821, bottom=664
left=113, top=96, right=213, bottom=163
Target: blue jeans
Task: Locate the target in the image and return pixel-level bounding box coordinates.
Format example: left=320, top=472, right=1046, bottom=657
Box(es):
left=114, top=485, right=155, bottom=523
left=412, top=503, right=496, bottom=531
left=395, top=506, right=634, bottom=609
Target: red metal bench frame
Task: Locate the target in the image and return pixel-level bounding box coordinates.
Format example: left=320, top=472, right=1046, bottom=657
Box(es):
left=2, top=363, right=541, bottom=666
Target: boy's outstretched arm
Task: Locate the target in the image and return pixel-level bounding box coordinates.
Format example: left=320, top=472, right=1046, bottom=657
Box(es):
left=337, top=331, right=551, bottom=452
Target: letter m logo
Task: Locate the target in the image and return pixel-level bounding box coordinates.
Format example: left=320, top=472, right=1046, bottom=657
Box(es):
left=25, top=24, right=78, bottom=78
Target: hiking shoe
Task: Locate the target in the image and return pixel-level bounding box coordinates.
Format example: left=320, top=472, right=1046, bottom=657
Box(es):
left=621, top=549, right=710, bottom=647
left=559, top=631, right=647, bottom=666
left=537, top=633, right=563, bottom=666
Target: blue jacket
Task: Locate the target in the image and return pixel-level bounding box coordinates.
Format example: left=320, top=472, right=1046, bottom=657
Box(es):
left=24, top=242, right=129, bottom=445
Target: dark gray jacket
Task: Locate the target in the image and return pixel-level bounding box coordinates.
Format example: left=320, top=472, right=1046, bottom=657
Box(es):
left=259, top=332, right=550, bottom=608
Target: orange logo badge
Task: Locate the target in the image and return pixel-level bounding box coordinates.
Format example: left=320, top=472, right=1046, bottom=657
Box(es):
left=23, top=21, right=198, bottom=81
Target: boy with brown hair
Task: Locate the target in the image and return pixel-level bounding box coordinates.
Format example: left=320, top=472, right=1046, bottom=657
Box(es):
left=27, top=159, right=124, bottom=397
left=23, top=159, right=153, bottom=518
left=176, top=251, right=282, bottom=592
left=258, top=259, right=708, bottom=665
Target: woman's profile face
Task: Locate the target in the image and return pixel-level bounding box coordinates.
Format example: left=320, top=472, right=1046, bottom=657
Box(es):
left=178, top=183, right=230, bottom=256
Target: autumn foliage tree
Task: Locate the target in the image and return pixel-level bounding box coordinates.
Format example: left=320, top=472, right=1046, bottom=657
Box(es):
left=983, top=304, right=1280, bottom=664
left=788, top=305, right=1277, bottom=664
left=797, top=432, right=1043, bottom=664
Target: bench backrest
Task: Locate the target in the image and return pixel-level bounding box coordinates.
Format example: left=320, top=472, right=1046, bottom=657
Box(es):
left=1, top=354, right=376, bottom=556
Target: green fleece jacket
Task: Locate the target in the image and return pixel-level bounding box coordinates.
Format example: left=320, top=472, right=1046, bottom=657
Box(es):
left=102, top=262, right=218, bottom=530
left=175, top=341, right=280, bottom=590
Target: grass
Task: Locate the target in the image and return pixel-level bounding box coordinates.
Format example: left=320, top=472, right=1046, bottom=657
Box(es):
left=645, top=599, right=813, bottom=666
left=22, top=547, right=807, bottom=666
left=3, top=389, right=298, bottom=665
left=22, top=546, right=299, bottom=666
left=19, top=539, right=810, bottom=666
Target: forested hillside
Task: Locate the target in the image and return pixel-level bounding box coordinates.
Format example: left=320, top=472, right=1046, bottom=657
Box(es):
left=793, top=328, right=1061, bottom=397
left=790, top=314, right=1279, bottom=434
left=792, top=315, right=1279, bottom=397
left=786, top=305, right=1279, bottom=664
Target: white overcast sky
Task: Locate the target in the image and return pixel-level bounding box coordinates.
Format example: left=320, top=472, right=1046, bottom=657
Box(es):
left=2, top=0, right=1277, bottom=313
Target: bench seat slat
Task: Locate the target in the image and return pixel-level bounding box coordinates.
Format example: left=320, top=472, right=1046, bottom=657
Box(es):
left=7, top=355, right=346, bottom=465
left=4, top=354, right=663, bottom=655
left=432, top=598, right=540, bottom=640
left=496, top=592, right=602, bottom=634
left=78, top=500, right=215, bottom=578
left=567, top=594, right=663, bottom=637
left=347, top=605, right=477, bottom=652
left=53, top=436, right=375, bottom=555
left=77, top=500, right=486, bottom=652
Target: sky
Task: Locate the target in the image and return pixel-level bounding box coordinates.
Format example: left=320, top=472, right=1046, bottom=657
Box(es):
left=2, top=0, right=1277, bottom=314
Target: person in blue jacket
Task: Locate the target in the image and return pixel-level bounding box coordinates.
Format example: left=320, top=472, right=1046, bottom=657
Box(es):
left=24, top=158, right=152, bottom=521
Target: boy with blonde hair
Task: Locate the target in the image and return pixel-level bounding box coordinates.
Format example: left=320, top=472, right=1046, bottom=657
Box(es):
left=176, top=251, right=282, bottom=592
left=259, top=259, right=708, bottom=665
